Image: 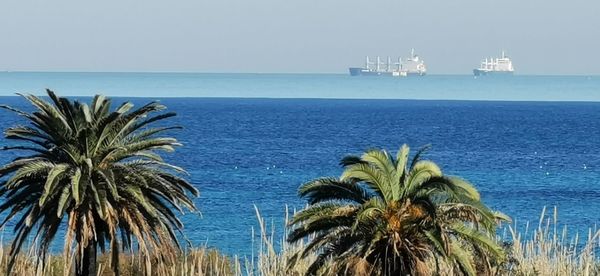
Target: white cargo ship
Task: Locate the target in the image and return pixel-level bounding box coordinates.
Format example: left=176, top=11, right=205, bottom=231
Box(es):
left=349, top=49, right=427, bottom=77
left=473, top=51, right=514, bottom=76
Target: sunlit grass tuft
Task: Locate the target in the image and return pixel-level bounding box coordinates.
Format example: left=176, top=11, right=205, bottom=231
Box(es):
left=501, top=206, right=600, bottom=275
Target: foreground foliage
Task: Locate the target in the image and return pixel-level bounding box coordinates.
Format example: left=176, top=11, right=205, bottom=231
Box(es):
left=288, top=145, right=508, bottom=275
left=0, top=91, right=199, bottom=275
left=0, top=207, right=598, bottom=275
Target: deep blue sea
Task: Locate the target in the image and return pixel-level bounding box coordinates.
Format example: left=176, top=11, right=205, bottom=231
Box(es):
left=0, top=72, right=599, bottom=256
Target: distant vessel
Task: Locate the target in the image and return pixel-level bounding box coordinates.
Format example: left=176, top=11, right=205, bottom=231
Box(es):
left=349, top=49, right=427, bottom=77
left=473, top=51, right=514, bottom=76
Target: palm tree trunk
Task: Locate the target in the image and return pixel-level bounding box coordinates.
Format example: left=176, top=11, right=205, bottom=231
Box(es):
left=78, top=241, right=97, bottom=276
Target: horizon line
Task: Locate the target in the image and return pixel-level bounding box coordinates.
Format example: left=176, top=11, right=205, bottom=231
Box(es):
left=1, top=94, right=599, bottom=104
left=0, top=70, right=599, bottom=77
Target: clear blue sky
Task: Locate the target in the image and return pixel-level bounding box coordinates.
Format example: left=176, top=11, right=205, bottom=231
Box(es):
left=0, top=0, right=598, bottom=75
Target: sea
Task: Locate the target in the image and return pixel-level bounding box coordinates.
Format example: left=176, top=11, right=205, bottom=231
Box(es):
left=0, top=72, right=599, bottom=256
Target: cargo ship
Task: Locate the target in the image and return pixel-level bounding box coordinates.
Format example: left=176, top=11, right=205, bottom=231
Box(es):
left=349, top=49, right=426, bottom=76
left=473, top=51, right=514, bottom=76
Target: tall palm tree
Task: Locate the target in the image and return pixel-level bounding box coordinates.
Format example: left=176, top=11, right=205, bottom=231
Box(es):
left=288, top=145, right=508, bottom=276
left=0, top=90, right=199, bottom=276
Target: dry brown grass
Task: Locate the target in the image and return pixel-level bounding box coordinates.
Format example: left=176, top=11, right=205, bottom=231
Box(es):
left=0, top=246, right=239, bottom=276
left=0, top=206, right=598, bottom=275
left=500, top=206, right=600, bottom=275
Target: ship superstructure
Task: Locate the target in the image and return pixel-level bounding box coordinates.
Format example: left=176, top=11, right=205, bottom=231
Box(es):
left=473, top=51, right=514, bottom=76
left=349, top=49, right=426, bottom=77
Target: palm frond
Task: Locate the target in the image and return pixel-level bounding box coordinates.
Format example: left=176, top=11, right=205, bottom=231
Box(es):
left=298, top=177, right=371, bottom=204
left=449, top=241, right=477, bottom=276
left=341, top=163, right=393, bottom=202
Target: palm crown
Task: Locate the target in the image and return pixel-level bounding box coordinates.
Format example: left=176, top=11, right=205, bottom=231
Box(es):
left=0, top=90, right=199, bottom=275
left=288, top=145, right=508, bottom=276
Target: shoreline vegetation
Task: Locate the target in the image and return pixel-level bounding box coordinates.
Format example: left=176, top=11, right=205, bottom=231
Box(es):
left=0, top=207, right=598, bottom=275
left=0, top=91, right=598, bottom=275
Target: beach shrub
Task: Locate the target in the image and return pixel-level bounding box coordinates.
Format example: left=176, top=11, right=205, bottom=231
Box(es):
left=287, top=145, right=509, bottom=276
left=0, top=90, right=199, bottom=276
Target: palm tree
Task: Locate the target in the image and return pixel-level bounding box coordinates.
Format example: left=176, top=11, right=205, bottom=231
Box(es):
left=0, top=90, right=199, bottom=276
left=288, top=145, right=508, bottom=276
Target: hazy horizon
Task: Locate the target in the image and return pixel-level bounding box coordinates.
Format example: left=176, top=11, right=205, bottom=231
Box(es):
left=1, top=73, right=599, bottom=100
left=1, top=71, right=599, bottom=77
left=1, top=0, right=598, bottom=75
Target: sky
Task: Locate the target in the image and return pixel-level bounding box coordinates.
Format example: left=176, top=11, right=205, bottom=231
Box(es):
left=0, top=0, right=598, bottom=75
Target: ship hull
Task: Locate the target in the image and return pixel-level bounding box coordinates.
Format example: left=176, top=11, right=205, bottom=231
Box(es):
left=473, top=69, right=514, bottom=76
left=349, top=68, right=387, bottom=76
left=349, top=68, right=425, bottom=77
left=406, top=72, right=426, bottom=76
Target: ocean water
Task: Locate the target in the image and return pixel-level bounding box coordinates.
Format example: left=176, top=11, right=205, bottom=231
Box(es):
left=1, top=72, right=600, bottom=101
left=0, top=72, right=599, bottom=256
